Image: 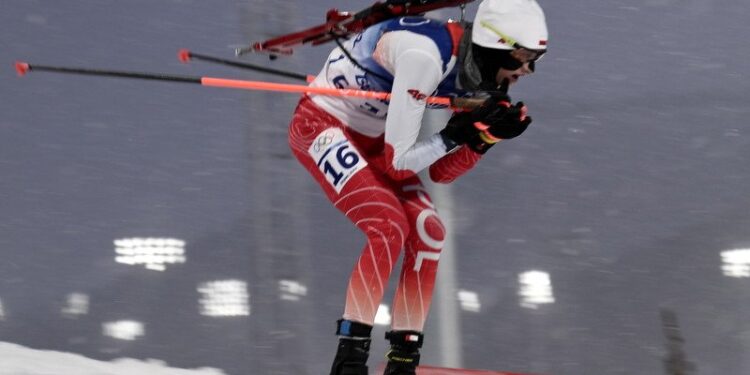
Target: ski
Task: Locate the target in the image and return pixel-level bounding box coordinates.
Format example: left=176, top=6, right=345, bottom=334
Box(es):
left=375, top=363, right=540, bottom=375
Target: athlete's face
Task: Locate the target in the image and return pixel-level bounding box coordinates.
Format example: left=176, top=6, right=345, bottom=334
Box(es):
left=496, top=63, right=533, bottom=85
left=495, top=48, right=542, bottom=85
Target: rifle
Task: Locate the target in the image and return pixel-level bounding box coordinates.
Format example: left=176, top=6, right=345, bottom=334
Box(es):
left=237, top=0, right=475, bottom=56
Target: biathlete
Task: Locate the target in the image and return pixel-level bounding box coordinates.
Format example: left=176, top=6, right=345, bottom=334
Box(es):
left=287, top=1, right=549, bottom=373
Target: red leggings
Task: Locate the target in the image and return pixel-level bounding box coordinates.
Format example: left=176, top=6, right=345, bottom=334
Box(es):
left=288, top=96, right=445, bottom=332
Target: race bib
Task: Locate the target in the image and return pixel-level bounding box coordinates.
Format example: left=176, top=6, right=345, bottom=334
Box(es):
left=308, top=128, right=368, bottom=193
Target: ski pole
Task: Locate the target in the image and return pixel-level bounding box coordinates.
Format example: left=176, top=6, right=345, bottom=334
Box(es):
left=15, top=61, right=202, bottom=84
left=15, top=61, right=481, bottom=108
left=178, top=49, right=314, bottom=82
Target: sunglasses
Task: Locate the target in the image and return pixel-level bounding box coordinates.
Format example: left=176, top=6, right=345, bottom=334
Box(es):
left=507, top=48, right=546, bottom=71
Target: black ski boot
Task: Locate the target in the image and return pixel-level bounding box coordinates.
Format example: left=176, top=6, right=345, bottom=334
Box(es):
left=383, top=330, right=424, bottom=375
left=330, top=319, right=373, bottom=375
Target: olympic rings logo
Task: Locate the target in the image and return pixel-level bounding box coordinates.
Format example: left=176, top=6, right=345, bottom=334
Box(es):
left=313, top=130, right=336, bottom=152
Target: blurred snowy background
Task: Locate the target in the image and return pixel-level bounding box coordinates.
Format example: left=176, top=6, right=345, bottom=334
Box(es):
left=2, top=1, right=749, bottom=374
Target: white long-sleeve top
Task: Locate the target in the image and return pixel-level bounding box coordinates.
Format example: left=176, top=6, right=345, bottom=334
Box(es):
left=310, top=28, right=456, bottom=180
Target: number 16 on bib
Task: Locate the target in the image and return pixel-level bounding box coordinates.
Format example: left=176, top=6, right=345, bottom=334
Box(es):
left=308, top=128, right=368, bottom=194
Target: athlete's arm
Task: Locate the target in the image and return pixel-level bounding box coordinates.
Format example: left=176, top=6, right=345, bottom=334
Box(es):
left=428, top=146, right=483, bottom=183
left=375, top=31, right=450, bottom=180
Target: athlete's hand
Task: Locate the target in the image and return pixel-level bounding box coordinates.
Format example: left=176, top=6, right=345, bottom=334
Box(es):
left=439, top=93, right=531, bottom=154
left=476, top=101, right=532, bottom=141
left=439, top=93, right=508, bottom=150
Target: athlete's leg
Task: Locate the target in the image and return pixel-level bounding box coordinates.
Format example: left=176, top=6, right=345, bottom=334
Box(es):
left=391, top=178, right=445, bottom=332
left=289, top=97, right=413, bottom=375
left=289, top=97, right=410, bottom=326
left=384, top=178, right=446, bottom=375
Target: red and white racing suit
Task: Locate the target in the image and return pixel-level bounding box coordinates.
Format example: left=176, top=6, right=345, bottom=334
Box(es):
left=288, top=20, right=482, bottom=332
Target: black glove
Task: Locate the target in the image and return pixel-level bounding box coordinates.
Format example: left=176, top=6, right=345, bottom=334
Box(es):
left=477, top=101, right=532, bottom=140
left=439, top=94, right=531, bottom=154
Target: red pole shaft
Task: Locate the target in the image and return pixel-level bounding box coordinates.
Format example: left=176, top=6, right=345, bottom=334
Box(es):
left=200, top=77, right=453, bottom=106
left=16, top=61, right=454, bottom=107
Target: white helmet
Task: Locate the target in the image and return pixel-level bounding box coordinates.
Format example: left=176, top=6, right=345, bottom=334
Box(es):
left=472, top=0, right=548, bottom=51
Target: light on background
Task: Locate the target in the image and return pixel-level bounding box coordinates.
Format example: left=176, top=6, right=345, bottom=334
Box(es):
left=518, top=270, right=555, bottom=309
left=279, top=280, right=308, bottom=301
left=721, top=248, right=750, bottom=278
left=197, top=280, right=250, bottom=317
left=61, top=292, right=89, bottom=317
left=0, top=297, right=5, bottom=321
left=102, top=320, right=144, bottom=341
left=114, top=237, right=186, bottom=271
left=374, top=304, right=392, bottom=326
left=457, top=289, right=481, bottom=312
